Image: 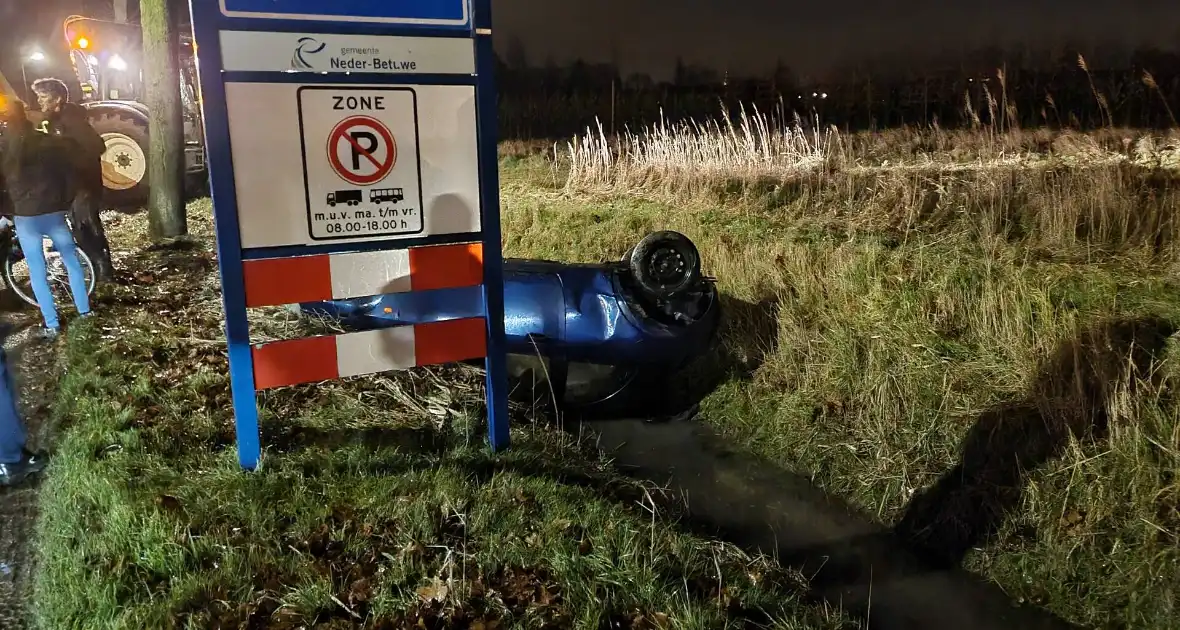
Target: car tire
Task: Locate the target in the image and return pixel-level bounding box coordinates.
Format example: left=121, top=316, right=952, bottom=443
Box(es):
left=628, top=231, right=701, bottom=298
left=88, top=111, right=151, bottom=209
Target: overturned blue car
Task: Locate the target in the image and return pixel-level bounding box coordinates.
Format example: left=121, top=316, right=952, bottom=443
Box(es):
left=297, top=231, right=722, bottom=420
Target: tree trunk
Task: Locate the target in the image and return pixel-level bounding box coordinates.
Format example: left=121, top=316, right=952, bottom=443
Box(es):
left=140, top=0, right=187, bottom=239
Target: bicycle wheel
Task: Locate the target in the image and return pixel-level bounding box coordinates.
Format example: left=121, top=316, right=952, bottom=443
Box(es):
left=5, top=241, right=96, bottom=308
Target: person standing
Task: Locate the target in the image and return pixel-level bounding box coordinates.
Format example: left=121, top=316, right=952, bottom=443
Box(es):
left=0, top=99, right=93, bottom=339
left=31, top=78, right=115, bottom=282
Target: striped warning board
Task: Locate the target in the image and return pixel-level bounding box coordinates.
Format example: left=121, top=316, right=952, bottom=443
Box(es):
left=242, top=243, right=482, bottom=307
left=191, top=0, right=511, bottom=471
left=253, top=317, right=487, bottom=389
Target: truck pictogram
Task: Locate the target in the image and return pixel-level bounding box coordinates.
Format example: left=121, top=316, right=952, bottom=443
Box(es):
left=326, top=189, right=362, bottom=206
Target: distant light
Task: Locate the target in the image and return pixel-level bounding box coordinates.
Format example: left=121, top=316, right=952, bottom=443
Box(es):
left=76, top=37, right=90, bottom=49
left=821, top=92, right=828, bottom=99
left=812, top=92, right=817, bottom=97
left=108, top=54, right=128, bottom=71
left=28, top=51, right=46, bottom=62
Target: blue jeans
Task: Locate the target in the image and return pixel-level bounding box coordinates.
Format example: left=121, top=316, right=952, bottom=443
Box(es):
left=14, top=212, right=91, bottom=330
left=0, top=347, right=25, bottom=464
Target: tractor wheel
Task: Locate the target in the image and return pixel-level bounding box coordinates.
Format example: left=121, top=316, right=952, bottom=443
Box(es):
left=88, top=110, right=150, bottom=209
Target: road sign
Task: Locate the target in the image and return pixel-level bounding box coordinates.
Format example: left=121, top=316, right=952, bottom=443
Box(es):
left=301, top=87, right=423, bottom=241
left=224, top=82, right=479, bottom=250
left=219, top=0, right=469, bottom=26
left=219, top=32, right=475, bottom=75
left=327, top=116, right=397, bottom=185
left=190, top=0, right=510, bottom=470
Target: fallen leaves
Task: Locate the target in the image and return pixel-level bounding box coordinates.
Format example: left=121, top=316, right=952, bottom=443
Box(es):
left=417, top=577, right=450, bottom=603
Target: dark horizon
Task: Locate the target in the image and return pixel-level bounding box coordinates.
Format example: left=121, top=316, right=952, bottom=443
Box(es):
left=491, top=0, right=1180, bottom=82
left=2, top=0, right=1179, bottom=85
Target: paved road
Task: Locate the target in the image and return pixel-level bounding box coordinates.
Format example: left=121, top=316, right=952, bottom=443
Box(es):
left=584, top=417, right=1085, bottom=630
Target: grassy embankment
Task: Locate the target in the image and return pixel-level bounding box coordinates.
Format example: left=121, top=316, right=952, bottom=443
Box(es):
left=545, top=111, right=1180, bottom=629
left=32, top=107, right=1180, bottom=628
left=31, top=210, right=852, bottom=626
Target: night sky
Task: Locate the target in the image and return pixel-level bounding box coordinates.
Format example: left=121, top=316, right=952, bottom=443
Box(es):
left=1, top=0, right=1179, bottom=91
left=492, top=0, right=1180, bottom=81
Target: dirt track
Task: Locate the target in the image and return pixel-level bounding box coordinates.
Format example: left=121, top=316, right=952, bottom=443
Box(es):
left=0, top=295, right=66, bottom=629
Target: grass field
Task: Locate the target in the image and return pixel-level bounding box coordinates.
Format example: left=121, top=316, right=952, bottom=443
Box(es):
left=541, top=111, right=1180, bottom=628
left=31, top=211, right=856, bottom=629
left=30, top=110, right=1180, bottom=629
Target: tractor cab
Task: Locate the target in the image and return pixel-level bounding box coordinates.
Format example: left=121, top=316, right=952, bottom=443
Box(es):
left=60, top=15, right=206, bottom=207
left=63, top=16, right=143, bottom=102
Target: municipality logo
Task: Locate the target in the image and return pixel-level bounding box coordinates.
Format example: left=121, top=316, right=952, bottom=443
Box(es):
left=291, top=37, right=327, bottom=70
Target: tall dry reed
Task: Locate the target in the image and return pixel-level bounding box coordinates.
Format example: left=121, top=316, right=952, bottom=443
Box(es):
left=560, top=97, right=1180, bottom=263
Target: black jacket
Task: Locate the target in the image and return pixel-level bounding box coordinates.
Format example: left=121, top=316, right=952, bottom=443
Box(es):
left=44, top=103, right=105, bottom=187
left=0, top=118, right=76, bottom=218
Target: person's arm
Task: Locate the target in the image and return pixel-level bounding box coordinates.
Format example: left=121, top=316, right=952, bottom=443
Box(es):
left=55, top=107, right=105, bottom=157
left=53, top=108, right=84, bottom=136
left=0, top=116, right=28, bottom=173
left=0, top=130, right=20, bottom=220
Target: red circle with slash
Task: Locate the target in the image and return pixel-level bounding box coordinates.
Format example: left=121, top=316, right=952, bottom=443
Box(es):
left=326, top=115, right=397, bottom=186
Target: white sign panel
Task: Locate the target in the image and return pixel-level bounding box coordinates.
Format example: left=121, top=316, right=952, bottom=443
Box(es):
left=224, top=82, right=481, bottom=249
left=219, top=31, right=475, bottom=75
left=299, top=87, right=424, bottom=241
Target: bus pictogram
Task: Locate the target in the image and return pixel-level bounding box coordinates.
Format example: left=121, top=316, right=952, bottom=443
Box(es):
left=369, top=188, right=404, bottom=204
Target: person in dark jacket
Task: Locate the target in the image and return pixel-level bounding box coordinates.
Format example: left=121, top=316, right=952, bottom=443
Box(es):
left=31, top=78, right=115, bottom=282
left=0, top=98, right=93, bottom=339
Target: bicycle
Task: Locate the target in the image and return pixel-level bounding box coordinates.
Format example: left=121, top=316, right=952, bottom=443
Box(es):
left=0, top=216, right=96, bottom=308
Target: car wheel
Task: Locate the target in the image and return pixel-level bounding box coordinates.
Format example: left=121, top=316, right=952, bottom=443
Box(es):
left=628, top=231, right=701, bottom=298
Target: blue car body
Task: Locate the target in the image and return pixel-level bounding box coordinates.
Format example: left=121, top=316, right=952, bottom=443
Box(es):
left=298, top=236, right=721, bottom=418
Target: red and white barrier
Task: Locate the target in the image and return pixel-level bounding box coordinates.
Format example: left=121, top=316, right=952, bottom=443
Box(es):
left=252, top=317, right=487, bottom=389
left=242, top=242, right=483, bottom=307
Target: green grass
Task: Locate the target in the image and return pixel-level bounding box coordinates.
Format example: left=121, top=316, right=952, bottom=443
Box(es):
left=31, top=148, right=1180, bottom=629
left=31, top=207, right=854, bottom=628
left=501, top=153, right=1180, bottom=629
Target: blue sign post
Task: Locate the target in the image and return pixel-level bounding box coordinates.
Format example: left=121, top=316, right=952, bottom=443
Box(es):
left=219, top=0, right=469, bottom=25
left=189, top=0, right=509, bottom=470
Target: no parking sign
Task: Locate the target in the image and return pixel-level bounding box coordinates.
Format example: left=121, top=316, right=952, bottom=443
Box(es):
left=189, top=0, right=509, bottom=469
left=299, top=87, right=424, bottom=240
left=327, top=116, right=397, bottom=186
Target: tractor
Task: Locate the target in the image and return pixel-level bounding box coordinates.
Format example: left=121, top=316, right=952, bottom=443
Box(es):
left=59, top=15, right=207, bottom=207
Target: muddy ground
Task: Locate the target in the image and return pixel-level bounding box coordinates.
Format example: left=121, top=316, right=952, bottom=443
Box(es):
left=0, top=291, right=65, bottom=630
left=0, top=209, right=136, bottom=629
